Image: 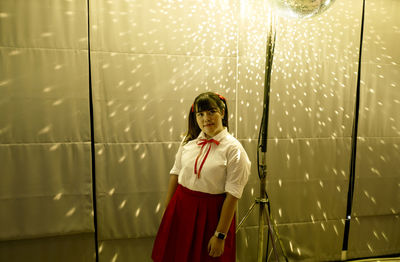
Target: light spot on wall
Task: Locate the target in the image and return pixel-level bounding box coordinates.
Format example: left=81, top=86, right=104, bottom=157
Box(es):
left=38, top=125, right=52, bottom=135
left=53, top=99, right=63, bottom=106
left=53, top=192, right=63, bottom=200
left=118, top=155, right=126, bottom=163
left=66, top=207, right=76, bottom=217
left=111, top=253, right=118, bottom=262
left=49, top=143, right=60, bottom=151
left=119, top=200, right=126, bottom=209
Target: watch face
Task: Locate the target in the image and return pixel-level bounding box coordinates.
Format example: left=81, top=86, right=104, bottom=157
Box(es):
left=217, top=233, right=225, bottom=239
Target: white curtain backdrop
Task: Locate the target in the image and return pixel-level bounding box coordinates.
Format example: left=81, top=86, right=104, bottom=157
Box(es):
left=0, top=0, right=399, bottom=261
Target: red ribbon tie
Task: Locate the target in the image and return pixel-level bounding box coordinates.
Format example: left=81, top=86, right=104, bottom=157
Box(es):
left=194, top=138, right=220, bottom=178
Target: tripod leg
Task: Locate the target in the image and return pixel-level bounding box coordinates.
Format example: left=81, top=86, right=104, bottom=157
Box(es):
left=263, top=205, right=289, bottom=262
left=236, top=202, right=257, bottom=233
left=257, top=202, right=265, bottom=262
left=263, top=207, right=280, bottom=262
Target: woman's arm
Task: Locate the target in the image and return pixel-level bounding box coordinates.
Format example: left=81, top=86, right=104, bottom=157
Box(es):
left=164, top=174, right=179, bottom=207
left=208, top=193, right=238, bottom=257
left=215, top=193, right=238, bottom=234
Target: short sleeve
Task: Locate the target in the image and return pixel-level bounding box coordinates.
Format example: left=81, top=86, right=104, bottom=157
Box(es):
left=170, top=142, right=184, bottom=175
left=225, top=144, right=251, bottom=199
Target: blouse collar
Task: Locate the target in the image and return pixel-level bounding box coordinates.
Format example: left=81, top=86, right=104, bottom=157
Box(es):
left=198, top=127, right=228, bottom=142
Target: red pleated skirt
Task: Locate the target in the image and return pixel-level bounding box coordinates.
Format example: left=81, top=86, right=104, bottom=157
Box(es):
left=152, top=184, right=236, bottom=262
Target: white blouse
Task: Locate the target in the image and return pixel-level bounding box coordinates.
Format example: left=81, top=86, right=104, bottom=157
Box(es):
left=170, top=128, right=251, bottom=199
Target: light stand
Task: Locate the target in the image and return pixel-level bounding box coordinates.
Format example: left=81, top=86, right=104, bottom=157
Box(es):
left=236, top=8, right=287, bottom=262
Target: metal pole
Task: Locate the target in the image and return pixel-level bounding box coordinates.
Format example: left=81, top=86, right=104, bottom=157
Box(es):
left=237, top=5, right=285, bottom=262
left=257, top=7, right=276, bottom=261
left=257, top=155, right=268, bottom=262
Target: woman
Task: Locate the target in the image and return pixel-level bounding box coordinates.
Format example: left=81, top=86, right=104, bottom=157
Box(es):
left=152, top=92, right=251, bottom=262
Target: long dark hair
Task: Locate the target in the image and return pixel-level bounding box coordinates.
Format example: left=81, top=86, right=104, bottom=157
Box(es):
left=183, top=92, right=229, bottom=144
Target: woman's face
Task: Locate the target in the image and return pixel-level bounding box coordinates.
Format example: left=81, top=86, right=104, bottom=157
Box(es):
left=195, top=106, right=224, bottom=138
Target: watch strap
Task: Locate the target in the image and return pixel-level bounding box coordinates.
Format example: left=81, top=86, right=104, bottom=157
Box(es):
left=214, top=231, right=227, bottom=240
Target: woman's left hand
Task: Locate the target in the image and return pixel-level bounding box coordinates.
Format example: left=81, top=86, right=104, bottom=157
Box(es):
left=208, top=236, right=225, bottom=257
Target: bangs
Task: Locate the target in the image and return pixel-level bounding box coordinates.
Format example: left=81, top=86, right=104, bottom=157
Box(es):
left=195, top=97, right=218, bottom=112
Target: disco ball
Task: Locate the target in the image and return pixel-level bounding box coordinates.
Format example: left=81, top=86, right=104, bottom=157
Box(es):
left=270, top=0, right=336, bottom=19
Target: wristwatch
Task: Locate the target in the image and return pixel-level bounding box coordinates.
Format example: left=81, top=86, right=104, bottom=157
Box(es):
left=214, top=231, right=227, bottom=240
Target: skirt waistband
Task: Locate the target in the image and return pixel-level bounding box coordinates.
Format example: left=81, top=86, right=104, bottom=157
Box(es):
left=177, top=184, right=226, bottom=199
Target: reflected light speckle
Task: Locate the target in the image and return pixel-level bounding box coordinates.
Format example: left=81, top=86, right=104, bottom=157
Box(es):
left=38, top=125, right=52, bottom=135
left=49, top=143, right=60, bottom=151
left=155, top=203, right=161, bottom=213
left=66, top=207, right=76, bottom=217
left=53, top=192, right=62, bottom=200
left=119, top=200, right=126, bottom=209
left=135, top=208, right=141, bottom=217
left=111, top=253, right=118, bottom=262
